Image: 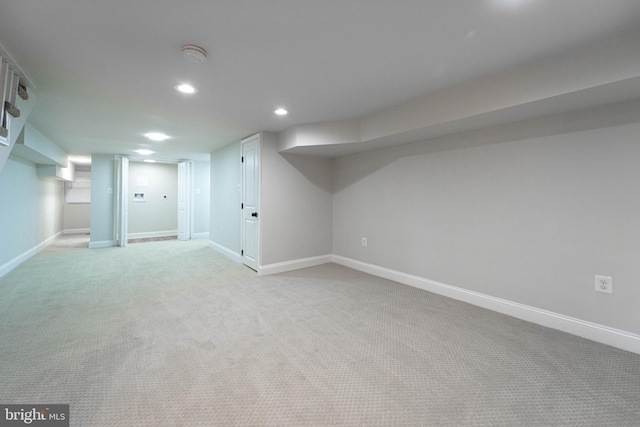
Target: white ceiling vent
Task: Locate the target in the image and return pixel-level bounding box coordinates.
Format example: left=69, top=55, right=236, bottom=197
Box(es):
left=182, top=45, right=207, bottom=64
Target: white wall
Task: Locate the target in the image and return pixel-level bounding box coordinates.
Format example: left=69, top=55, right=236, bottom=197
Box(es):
left=63, top=203, right=90, bottom=232
left=261, top=132, right=333, bottom=266
left=63, top=167, right=91, bottom=232
left=193, top=160, right=210, bottom=237
left=89, top=154, right=114, bottom=246
left=128, top=162, right=178, bottom=236
left=210, top=141, right=241, bottom=254
left=90, top=157, right=207, bottom=245
left=333, top=117, right=640, bottom=336
left=0, top=155, right=63, bottom=275
left=210, top=133, right=333, bottom=267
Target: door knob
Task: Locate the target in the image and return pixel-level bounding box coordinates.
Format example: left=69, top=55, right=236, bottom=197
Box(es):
left=251, top=212, right=258, bottom=217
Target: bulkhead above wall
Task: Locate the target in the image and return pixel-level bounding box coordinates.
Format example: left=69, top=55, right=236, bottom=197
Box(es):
left=278, top=30, right=640, bottom=159
left=11, top=123, right=73, bottom=181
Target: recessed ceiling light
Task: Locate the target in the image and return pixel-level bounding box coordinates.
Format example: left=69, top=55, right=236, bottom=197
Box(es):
left=143, top=159, right=156, bottom=163
left=174, top=83, right=197, bottom=94
left=274, top=108, right=288, bottom=116
left=144, top=132, right=170, bottom=141
left=135, top=149, right=154, bottom=155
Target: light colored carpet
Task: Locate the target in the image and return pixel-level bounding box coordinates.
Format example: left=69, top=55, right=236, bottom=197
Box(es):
left=0, top=236, right=639, bottom=426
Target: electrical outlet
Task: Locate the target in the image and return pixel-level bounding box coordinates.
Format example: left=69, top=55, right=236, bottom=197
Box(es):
left=595, top=275, right=612, bottom=294
left=361, top=237, right=367, bottom=247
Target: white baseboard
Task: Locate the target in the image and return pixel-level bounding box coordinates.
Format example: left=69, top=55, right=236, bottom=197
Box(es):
left=63, top=228, right=90, bottom=235
left=0, top=230, right=63, bottom=278
left=88, top=240, right=115, bottom=249
left=192, top=232, right=210, bottom=240
left=332, top=255, right=640, bottom=355
left=208, top=240, right=242, bottom=263
left=127, top=230, right=178, bottom=239
left=259, top=254, right=333, bottom=276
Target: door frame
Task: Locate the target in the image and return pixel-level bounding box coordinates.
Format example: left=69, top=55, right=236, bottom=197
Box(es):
left=241, top=133, right=260, bottom=271
left=113, top=155, right=129, bottom=247
left=177, top=160, right=193, bottom=241
left=114, top=157, right=193, bottom=245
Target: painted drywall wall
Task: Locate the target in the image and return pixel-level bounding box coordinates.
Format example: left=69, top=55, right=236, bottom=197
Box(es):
left=0, top=155, right=63, bottom=270
left=63, top=204, right=90, bottom=232
left=63, top=167, right=91, bottom=233
left=89, top=154, right=114, bottom=246
left=128, top=162, right=177, bottom=236
left=210, top=134, right=333, bottom=265
left=279, top=119, right=361, bottom=151
left=193, top=160, right=210, bottom=237
left=333, top=115, right=640, bottom=336
left=210, top=141, right=241, bottom=254
left=13, top=123, right=67, bottom=166
left=261, top=132, right=333, bottom=265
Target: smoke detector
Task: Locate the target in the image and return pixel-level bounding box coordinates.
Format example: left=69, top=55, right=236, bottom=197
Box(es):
left=182, top=45, right=207, bottom=63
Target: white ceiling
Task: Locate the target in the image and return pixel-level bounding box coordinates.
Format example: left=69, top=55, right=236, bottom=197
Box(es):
left=1, top=0, right=640, bottom=162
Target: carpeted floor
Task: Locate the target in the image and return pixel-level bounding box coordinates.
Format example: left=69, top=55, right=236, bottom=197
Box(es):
left=0, top=236, right=639, bottom=426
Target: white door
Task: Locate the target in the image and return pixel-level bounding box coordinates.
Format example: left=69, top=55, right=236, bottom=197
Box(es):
left=114, top=156, right=129, bottom=247
left=177, top=161, right=192, bottom=241
left=241, top=134, right=259, bottom=271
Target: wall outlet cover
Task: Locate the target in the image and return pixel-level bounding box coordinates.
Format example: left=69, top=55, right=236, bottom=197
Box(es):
left=595, top=275, right=612, bottom=294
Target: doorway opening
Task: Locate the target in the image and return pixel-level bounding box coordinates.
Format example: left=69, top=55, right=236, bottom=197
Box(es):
left=114, top=157, right=193, bottom=246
